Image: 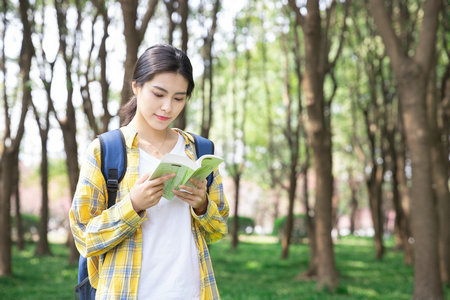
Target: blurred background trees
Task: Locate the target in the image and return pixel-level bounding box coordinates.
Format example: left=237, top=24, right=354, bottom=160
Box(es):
left=0, top=0, right=449, bottom=298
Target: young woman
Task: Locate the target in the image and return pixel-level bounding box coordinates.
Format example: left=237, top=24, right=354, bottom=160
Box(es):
left=69, top=44, right=229, bottom=300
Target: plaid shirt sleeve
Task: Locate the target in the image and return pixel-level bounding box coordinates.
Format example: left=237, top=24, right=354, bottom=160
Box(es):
left=191, top=167, right=229, bottom=244
left=69, top=138, right=145, bottom=258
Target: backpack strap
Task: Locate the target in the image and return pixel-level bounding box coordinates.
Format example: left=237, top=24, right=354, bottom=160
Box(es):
left=98, top=129, right=127, bottom=209
left=188, top=132, right=215, bottom=193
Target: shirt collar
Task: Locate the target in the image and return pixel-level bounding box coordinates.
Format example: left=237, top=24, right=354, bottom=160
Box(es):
left=120, top=125, right=196, bottom=158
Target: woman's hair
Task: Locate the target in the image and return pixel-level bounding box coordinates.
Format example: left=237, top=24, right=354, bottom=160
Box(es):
left=119, top=44, right=195, bottom=126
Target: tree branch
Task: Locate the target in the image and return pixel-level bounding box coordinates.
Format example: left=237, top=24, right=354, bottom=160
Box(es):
left=287, top=0, right=305, bottom=26
left=368, top=0, right=404, bottom=73
left=414, top=0, right=440, bottom=71
left=138, top=0, right=159, bottom=42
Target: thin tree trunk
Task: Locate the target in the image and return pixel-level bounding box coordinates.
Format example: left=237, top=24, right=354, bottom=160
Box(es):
left=34, top=116, right=51, bottom=256
left=229, top=9, right=249, bottom=250
left=388, top=130, right=412, bottom=264
left=231, top=176, right=240, bottom=249
left=0, top=0, right=33, bottom=276
left=200, top=0, right=220, bottom=138
left=13, top=152, right=24, bottom=250
left=172, top=0, right=189, bottom=130
left=367, top=165, right=384, bottom=259
left=348, top=170, right=358, bottom=235
left=0, top=156, right=14, bottom=276
left=53, top=0, right=82, bottom=264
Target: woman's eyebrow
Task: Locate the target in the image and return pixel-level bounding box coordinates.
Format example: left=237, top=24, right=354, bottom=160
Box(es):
left=152, top=85, right=187, bottom=95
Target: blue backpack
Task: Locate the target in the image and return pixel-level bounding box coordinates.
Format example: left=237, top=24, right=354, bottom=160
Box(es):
left=74, top=129, right=215, bottom=300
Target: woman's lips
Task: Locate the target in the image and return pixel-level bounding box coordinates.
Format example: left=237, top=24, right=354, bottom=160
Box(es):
left=155, top=115, right=170, bottom=121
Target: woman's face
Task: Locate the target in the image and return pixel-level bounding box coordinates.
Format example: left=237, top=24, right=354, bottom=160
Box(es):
left=132, top=72, right=188, bottom=131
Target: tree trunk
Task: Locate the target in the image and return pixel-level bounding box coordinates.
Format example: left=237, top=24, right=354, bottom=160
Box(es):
left=35, top=128, right=51, bottom=256
left=119, top=0, right=158, bottom=108
left=0, top=0, right=33, bottom=276
left=231, top=175, right=240, bottom=250
left=427, top=66, right=450, bottom=284
left=172, top=0, right=189, bottom=130
left=400, top=71, right=442, bottom=299
left=13, top=151, right=24, bottom=251
left=367, top=165, right=384, bottom=259
left=369, top=0, right=443, bottom=297
left=395, top=126, right=413, bottom=265
left=53, top=0, right=81, bottom=264
left=199, top=0, right=220, bottom=138
left=281, top=178, right=295, bottom=259
left=388, top=131, right=412, bottom=264
left=348, top=170, right=358, bottom=235
left=0, top=155, right=14, bottom=276
left=285, top=0, right=340, bottom=289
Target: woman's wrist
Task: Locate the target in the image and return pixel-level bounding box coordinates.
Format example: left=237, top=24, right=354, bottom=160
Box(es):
left=194, top=200, right=208, bottom=215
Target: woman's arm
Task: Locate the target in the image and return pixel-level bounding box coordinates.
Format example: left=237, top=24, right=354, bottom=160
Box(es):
left=69, top=139, right=144, bottom=258
left=190, top=168, right=229, bottom=244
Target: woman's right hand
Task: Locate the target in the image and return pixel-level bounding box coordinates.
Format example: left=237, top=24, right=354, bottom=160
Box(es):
left=129, top=173, right=175, bottom=213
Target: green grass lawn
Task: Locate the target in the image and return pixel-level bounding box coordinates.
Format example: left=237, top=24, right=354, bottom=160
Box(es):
left=0, top=236, right=449, bottom=299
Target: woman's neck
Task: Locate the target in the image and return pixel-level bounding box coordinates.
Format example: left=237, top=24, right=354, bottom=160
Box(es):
left=129, top=118, right=169, bottom=143
left=129, top=117, right=178, bottom=158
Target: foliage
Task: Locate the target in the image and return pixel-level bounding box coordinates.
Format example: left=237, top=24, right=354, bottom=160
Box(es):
left=272, top=214, right=307, bottom=244
left=227, top=216, right=255, bottom=235
left=3, top=237, right=449, bottom=299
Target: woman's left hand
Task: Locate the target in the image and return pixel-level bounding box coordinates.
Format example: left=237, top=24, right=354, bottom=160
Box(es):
left=173, top=178, right=208, bottom=215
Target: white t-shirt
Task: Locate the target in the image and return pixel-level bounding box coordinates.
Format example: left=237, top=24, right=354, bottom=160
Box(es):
left=137, top=134, right=201, bottom=300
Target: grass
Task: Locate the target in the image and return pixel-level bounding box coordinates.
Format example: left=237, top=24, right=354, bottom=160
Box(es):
left=0, top=236, right=449, bottom=299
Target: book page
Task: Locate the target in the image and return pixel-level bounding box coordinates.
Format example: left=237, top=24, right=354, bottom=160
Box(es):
left=186, top=155, right=224, bottom=187
left=149, top=155, right=196, bottom=200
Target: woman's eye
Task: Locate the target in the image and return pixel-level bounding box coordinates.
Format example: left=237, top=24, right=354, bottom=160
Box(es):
left=152, top=91, right=163, bottom=97
left=174, top=98, right=184, bottom=102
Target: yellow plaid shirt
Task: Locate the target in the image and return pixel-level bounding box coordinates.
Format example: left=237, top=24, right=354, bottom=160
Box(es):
left=69, top=126, right=229, bottom=300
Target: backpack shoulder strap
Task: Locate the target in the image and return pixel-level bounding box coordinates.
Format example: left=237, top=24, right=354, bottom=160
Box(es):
left=188, top=132, right=215, bottom=192
left=98, top=129, right=127, bottom=209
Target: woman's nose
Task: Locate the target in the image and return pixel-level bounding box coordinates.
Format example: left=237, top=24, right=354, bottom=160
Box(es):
left=160, top=97, right=172, bottom=112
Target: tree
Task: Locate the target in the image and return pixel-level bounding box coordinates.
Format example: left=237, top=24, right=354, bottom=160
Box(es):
left=369, top=0, right=444, bottom=298
left=287, top=0, right=348, bottom=290
left=52, top=0, right=83, bottom=264
left=226, top=12, right=249, bottom=250
left=0, top=0, right=33, bottom=276
left=119, top=0, right=159, bottom=109
left=199, top=0, right=220, bottom=138
left=79, top=0, right=114, bottom=136
left=32, top=0, right=54, bottom=257
left=279, top=17, right=303, bottom=259
left=166, top=0, right=190, bottom=130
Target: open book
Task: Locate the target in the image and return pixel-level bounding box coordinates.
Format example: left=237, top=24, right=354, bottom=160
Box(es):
left=149, top=153, right=224, bottom=200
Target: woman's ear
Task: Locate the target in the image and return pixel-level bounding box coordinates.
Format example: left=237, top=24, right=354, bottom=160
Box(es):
left=131, top=81, right=138, bottom=95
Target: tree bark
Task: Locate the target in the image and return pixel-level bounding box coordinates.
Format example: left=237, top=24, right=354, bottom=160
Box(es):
left=12, top=152, right=24, bottom=251
left=288, top=0, right=340, bottom=290
left=427, top=65, right=450, bottom=284
left=369, top=0, right=443, bottom=298
left=199, top=0, right=220, bottom=138
left=31, top=100, right=52, bottom=256
left=171, top=0, right=190, bottom=130
left=229, top=11, right=249, bottom=250
left=119, top=0, right=159, bottom=109
left=53, top=0, right=83, bottom=264
left=0, top=0, right=33, bottom=276
left=387, top=128, right=412, bottom=264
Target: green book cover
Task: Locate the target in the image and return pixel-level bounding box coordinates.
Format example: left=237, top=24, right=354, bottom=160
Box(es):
left=149, top=153, right=224, bottom=200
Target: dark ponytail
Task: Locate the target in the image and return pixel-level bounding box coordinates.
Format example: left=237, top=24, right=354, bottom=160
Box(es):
left=119, top=44, right=195, bottom=126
